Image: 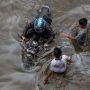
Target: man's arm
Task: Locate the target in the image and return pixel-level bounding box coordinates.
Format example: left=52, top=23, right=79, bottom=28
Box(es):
left=60, top=32, right=75, bottom=40
left=22, top=22, right=34, bottom=38
left=67, top=56, right=72, bottom=63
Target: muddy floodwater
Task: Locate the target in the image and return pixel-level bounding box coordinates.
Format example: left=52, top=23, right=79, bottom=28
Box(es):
left=0, top=0, right=90, bottom=90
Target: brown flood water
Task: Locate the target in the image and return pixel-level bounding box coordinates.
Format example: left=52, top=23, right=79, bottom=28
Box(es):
left=0, top=0, right=90, bottom=90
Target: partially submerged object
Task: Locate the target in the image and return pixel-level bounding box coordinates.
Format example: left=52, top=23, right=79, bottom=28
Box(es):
left=70, top=39, right=83, bottom=53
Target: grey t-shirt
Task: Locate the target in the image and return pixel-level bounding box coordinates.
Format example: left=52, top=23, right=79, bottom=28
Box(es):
left=75, top=28, right=87, bottom=45
left=70, top=25, right=88, bottom=46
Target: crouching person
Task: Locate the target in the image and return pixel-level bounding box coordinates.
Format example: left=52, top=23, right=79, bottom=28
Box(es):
left=43, top=47, right=72, bottom=84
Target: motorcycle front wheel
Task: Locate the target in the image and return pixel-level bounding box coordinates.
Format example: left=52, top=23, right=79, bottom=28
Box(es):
left=21, top=50, right=37, bottom=71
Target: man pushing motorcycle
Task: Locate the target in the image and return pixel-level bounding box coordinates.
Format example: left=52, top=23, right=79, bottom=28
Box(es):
left=21, top=5, right=55, bottom=47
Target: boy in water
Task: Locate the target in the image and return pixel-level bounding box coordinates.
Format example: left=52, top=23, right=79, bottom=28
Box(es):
left=62, top=18, right=88, bottom=46
left=43, top=47, right=72, bottom=84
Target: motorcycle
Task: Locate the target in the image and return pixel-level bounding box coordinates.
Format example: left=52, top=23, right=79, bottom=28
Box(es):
left=20, top=36, right=49, bottom=70
left=19, top=5, right=54, bottom=71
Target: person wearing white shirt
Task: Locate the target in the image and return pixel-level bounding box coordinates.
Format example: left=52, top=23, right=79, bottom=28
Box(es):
left=43, top=47, right=72, bottom=84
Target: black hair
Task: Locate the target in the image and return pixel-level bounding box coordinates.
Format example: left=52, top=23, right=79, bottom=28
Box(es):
left=79, top=18, right=88, bottom=26
left=53, top=47, right=62, bottom=58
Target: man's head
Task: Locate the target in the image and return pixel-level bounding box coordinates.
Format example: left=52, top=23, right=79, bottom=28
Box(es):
left=53, top=47, right=62, bottom=58
left=79, top=18, right=88, bottom=28
left=34, top=17, right=46, bottom=33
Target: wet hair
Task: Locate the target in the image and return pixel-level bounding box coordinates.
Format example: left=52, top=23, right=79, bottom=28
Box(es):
left=53, top=47, right=62, bottom=58
left=79, top=18, right=87, bottom=26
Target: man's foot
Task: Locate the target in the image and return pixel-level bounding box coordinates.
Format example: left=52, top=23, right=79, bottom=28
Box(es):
left=43, top=79, right=48, bottom=85
left=43, top=77, right=48, bottom=85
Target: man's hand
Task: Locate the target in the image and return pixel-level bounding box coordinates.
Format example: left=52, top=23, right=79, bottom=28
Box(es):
left=21, top=36, right=25, bottom=40
left=44, top=43, right=49, bottom=47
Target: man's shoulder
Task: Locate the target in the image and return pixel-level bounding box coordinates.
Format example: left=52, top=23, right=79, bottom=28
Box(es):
left=51, top=58, right=55, bottom=61
left=62, top=55, right=70, bottom=60
left=51, top=58, right=56, bottom=64
left=62, top=55, right=68, bottom=57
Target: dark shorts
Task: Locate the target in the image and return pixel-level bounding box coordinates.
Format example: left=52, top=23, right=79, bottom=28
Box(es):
left=53, top=70, right=67, bottom=76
